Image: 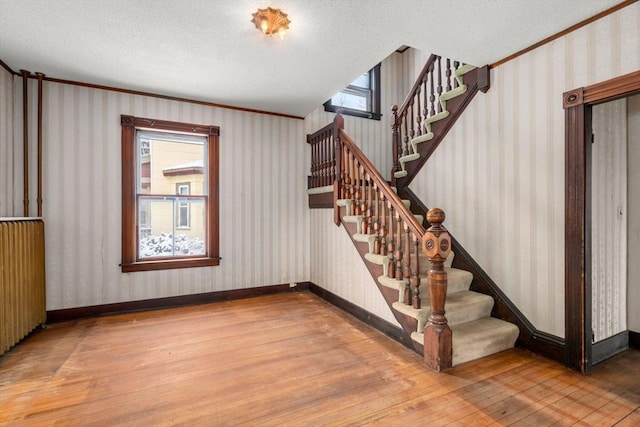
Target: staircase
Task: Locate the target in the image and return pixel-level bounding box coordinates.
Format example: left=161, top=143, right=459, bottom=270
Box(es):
left=336, top=188, right=518, bottom=367
left=391, top=55, right=490, bottom=185
left=306, top=54, right=517, bottom=371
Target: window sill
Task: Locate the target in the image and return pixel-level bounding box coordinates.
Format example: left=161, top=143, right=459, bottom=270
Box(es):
left=323, top=103, right=382, bottom=120
left=122, top=257, right=220, bottom=272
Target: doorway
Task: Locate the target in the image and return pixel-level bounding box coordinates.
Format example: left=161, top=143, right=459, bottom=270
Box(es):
left=564, top=71, right=640, bottom=374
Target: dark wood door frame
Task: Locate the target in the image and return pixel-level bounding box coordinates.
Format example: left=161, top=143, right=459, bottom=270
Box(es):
left=564, top=70, right=640, bottom=373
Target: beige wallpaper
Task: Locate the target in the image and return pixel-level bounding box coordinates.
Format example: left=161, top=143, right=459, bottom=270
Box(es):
left=304, top=51, right=408, bottom=181
left=591, top=99, right=627, bottom=342
left=309, top=209, right=399, bottom=326
left=0, top=67, right=14, bottom=217
left=410, top=2, right=640, bottom=338
left=17, top=81, right=309, bottom=310
left=628, top=94, right=640, bottom=334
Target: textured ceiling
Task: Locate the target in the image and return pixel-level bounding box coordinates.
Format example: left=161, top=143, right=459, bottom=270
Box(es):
left=0, top=0, right=621, bottom=117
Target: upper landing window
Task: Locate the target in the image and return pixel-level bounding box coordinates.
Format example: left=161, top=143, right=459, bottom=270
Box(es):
left=324, top=63, right=381, bottom=120
left=121, top=115, right=220, bottom=272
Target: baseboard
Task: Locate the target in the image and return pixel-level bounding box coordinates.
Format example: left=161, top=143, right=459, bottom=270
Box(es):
left=397, top=187, right=566, bottom=365
left=593, top=331, right=629, bottom=365
left=630, top=331, right=640, bottom=349
left=307, top=283, right=413, bottom=350
left=47, top=282, right=311, bottom=323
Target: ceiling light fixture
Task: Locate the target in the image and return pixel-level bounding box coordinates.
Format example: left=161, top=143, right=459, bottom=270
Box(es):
left=251, top=7, right=290, bottom=39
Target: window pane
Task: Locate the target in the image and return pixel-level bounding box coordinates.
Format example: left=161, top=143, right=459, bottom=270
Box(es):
left=350, top=73, right=370, bottom=89
left=137, top=133, right=206, bottom=196
left=138, top=197, right=205, bottom=259
left=331, top=92, right=369, bottom=111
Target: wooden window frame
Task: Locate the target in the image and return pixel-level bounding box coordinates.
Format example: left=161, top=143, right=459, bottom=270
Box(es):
left=324, top=63, right=382, bottom=120
left=121, top=115, right=220, bottom=272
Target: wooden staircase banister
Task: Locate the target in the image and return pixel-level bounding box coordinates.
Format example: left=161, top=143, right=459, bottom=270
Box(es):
left=396, top=54, right=438, bottom=118
left=336, top=120, right=425, bottom=238
left=390, top=53, right=489, bottom=184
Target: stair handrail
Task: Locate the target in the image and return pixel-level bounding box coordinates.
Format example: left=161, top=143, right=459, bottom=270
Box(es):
left=336, top=115, right=424, bottom=237
left=391, top=54, right=438, bottom=179
left=396, top=54, right=438, bottom=117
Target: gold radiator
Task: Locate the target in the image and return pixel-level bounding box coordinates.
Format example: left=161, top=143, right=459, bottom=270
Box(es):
left=0, top=219, right=46, bottom=356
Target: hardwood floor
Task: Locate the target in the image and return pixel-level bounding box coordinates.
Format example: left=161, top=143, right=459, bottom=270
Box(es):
left=1, top=292, right=639, bottom=426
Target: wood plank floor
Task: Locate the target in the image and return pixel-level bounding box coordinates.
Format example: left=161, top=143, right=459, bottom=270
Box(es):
left=1, top=292, right=639, bottom=426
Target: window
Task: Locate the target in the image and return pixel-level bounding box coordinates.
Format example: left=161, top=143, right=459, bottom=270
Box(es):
left=121, top=115, right=220, bottom=272
left=324, top=63, right=381, bottom=120
left=175, top=183, right=190, bottom=229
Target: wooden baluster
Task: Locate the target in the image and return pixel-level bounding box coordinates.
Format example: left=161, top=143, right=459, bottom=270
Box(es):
left=387, top=203, right=396, bottom=278
left=415, top=87, right=422, bottom=138
left=412, top=235, right=421, bottom=309
left=321, top=136, right=326, bottom=186
left=349, top=152, right=357, bottom=215
left=391, top=104, right=400, bottom=182
left=409, top=101, right=415, bottom=142
left=436, top=56, right=443, bottom=113
left=366, top=175, right=373, bottom=234
left=341, top=144, right=348, bottom=199
left=325, top=134, right=331, bottom=186
left=395, top=212, right=403, bottom=282
left=445, top=58, right=452, bottom=92
left=353, top=161, right=361, bottom=216
left=326, top=133, right=331, bottom=186
left=373, top=185, right=381, bottom=254
left=403, top=223, right=412, bottom=305
left=429, top=64, right=436, bottom=117
left=421, top=208, right=452, bottom=372
left=403, top=113, right=409, bottom=157
left=422, top=76, right=428, bottom=115
left=360, top=170, right=369, bottom=234
left=453, top=61, right=460, bottom=88
left=333, top=132, right=339, bottom=185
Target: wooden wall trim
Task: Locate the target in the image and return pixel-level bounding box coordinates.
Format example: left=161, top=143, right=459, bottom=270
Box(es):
left=564, top=102, right=590, bottom=373
left=490, top=0, right=638, bottom=69
left=563, top=71, right=640, bottom=373
left=307, top=283, right=412, bottom=350
left=398, top=187, right=566, bottom=364
left=47, top=282, right=311, bottom=323
left=630, top=331, right=640, bottom=349
left=0, top=58, right=17, bottom=75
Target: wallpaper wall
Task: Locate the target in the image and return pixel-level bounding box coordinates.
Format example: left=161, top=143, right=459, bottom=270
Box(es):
left=0, top=67, right=14, bottom=217
left=628, top=94, right=640, bottom=334
left=591, top=99, right=627, bottom=342
left=14, top=79, right=310, bottom=310
left=410, top=2, right=640, bottom=338
left=309, top=209, right=399, bottom=326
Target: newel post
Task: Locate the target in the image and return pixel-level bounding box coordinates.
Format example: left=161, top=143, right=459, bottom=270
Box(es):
left=333, top=114, right=345, bottom=225
left=421, top=208, right=452, bottom=371
left=391, top=104, right=400, bottom=185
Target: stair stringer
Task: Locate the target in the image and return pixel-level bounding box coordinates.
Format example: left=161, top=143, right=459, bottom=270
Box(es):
left=397, top=187, right=566, bottom=364
left=395, top=65, right=490, bottom=187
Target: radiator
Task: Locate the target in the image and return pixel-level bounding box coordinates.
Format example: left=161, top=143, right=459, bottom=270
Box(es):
left=0, top=218, right=46, bottom=356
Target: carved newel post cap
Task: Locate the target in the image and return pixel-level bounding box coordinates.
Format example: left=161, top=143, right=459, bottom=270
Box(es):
left=427, top=208, right=445, bottom=224
left=391, top=104, right=398, bottom=112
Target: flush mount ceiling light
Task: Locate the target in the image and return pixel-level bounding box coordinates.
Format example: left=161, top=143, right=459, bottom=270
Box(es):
left=251, top=7, right=291, bottom=39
